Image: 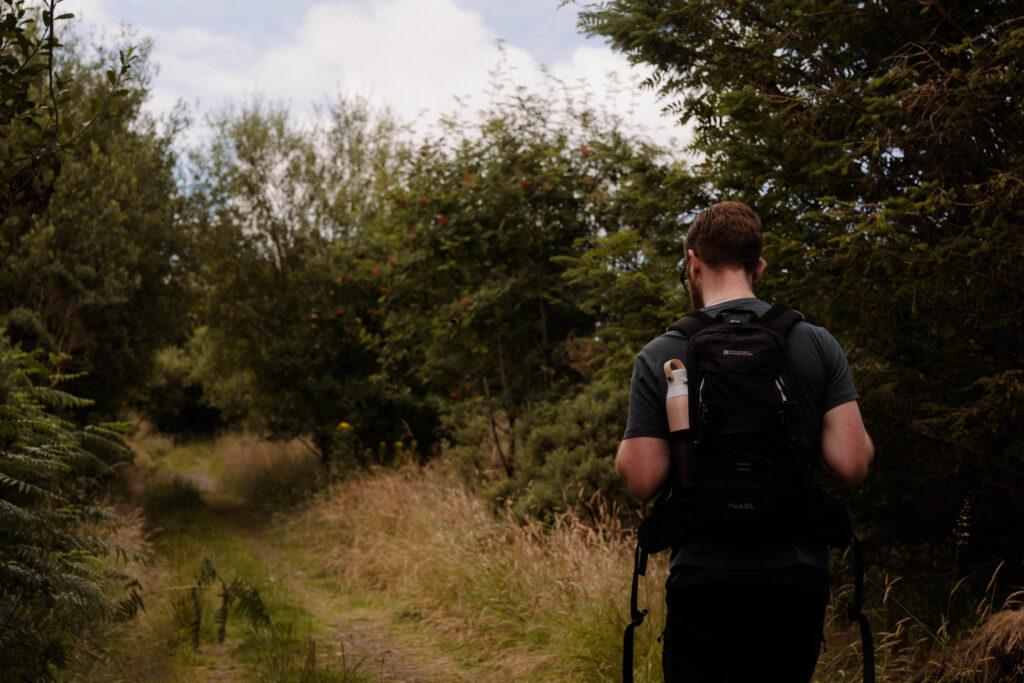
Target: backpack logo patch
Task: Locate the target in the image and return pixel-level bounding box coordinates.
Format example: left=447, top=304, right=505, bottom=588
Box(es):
left=722, top=349, right=754, bottom=357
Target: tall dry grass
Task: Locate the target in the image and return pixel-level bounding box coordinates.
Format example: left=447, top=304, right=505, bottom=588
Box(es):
left=282, top=461, right=1024, bottom=682
left=84, top=425, right=1024, bottom=681
left=285, top=463, right=668, bottom=681
left=218, top=433, right=323, bottom=507
left=961, top=592, right=1024, bottom=682
left=813, top=558, right=1024, bottom=681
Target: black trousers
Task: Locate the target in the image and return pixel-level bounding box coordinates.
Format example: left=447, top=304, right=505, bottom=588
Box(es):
left=662, top=574, right=828, bottom=683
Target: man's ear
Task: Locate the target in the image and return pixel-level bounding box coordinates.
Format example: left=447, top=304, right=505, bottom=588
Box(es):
left=688, top=249, right=699, bottom=275
left=752, top=257, right=767, bottom=285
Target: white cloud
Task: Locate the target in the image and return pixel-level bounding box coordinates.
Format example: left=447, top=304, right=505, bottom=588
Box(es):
left=246, top=0, right=525, bottom=119
left=71, top=0, right=687, bottom=149
left=550, top=45, right=685, bottom=148
left=67, top=0, right=112, bottom=25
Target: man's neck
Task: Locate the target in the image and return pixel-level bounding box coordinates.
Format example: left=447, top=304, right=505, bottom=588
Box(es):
left=701, top=276, right=757, bottom=308
left=703, top=291, right=757, bottom=307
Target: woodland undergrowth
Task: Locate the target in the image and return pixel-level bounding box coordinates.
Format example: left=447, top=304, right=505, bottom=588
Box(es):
left=282, top=458, right=1024, bottom=682
left=71, top=431, right=1024, bottom=682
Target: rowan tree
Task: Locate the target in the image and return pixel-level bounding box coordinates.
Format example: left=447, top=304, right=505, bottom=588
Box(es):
left=187, top=97, right=413, bottom=464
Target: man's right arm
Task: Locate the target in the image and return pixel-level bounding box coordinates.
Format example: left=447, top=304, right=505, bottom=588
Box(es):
left=616, top=436, right=671, bottom=502
left=820, top=400, right=874, bottom=487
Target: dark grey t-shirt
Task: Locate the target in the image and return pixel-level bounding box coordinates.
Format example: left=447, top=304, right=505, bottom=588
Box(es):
left=623, top=298, right=858, bottom=573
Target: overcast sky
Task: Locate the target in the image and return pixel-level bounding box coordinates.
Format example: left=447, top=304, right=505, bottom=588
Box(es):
left=69, top=0, right=688, bottom=148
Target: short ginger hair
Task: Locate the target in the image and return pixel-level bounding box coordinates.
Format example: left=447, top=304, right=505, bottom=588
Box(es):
left=684, top=201, right=763, bottom=274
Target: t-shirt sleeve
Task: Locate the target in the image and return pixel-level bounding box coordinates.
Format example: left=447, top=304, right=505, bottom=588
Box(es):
left=623, top=350, right=671, bottom=440
left=816, top=327, right=859, bottom=412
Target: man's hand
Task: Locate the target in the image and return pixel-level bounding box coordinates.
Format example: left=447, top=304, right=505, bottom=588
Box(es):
left=616, top=437, right=671, bottom=501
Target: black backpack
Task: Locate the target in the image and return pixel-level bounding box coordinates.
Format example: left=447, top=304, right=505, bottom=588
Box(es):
left=672, top=304, right=813, bottom=536
left=622, top=304, right=874, bottom=682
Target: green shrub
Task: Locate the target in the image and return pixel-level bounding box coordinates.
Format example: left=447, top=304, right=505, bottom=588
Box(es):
left=487, top=377, right=631, bottom=521
left=134, top=346, right=223, bottom=436
left=0, top=341, right=144, bottom=678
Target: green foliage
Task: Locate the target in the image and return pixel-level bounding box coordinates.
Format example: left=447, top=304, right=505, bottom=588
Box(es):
left=489, top=376, right=631, bottom=521
left=0, top=0, right=135, bottom=218
left=0, top=339, right=143, bottom=679
left=1, top=13, right=185, bottom=416
left=582, top=0, right=1024, bottom=586
left=183, top=74, right=692, bottom=511
left=188, top=96, right=417, bottom=464
left=135, top=346, right=222, bottom=435
left=18, top=107, right=191, bottom=411
left=559, top=160, right=707, bottom=379
left=377, top=82, right=682, bottom=482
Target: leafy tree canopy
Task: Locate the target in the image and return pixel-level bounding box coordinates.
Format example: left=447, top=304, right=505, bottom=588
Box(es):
left=187, top=96, right=415, bottom=463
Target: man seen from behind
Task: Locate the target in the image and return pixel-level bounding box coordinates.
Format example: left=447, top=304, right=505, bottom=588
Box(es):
left=616, top=201, right=874, bottom=682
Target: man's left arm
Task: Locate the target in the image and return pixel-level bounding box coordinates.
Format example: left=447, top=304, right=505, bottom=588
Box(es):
left=820, top=400, right=873, bottom=487
left=814, top=327, right=873, bottom=487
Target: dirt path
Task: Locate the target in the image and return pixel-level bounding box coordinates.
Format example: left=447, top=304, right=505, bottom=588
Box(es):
left=233, top=507, right=463, bottom=682
left=140, top=452, right=465, bottom=682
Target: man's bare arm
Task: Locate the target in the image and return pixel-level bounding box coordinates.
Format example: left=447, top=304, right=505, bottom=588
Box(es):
left=820, top=400, right=874, bottom=487
left=616, top=436, right=671, bottom=501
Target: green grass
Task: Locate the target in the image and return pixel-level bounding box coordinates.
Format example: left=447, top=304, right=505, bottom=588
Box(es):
left=67, top=434, right=368, bottom=682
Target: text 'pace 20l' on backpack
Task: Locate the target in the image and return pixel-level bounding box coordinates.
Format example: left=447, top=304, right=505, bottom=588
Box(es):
left=622, top=304, right=874, bottom=683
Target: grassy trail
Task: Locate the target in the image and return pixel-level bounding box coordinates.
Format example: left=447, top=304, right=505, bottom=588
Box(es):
left=78, top=433, right=470, bottom=682
left=82, top=430, right=667, bottom=681
left=69, top=430, right=1022, bottom=682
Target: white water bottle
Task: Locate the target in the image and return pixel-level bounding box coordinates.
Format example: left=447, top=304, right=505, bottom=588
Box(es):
left=664, top=359, right=690, bottom=434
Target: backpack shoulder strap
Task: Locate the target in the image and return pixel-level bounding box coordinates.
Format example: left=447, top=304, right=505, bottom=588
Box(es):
left=667, top=309, right=716, bottom=338
left=754, top=303, right=804, bottom=336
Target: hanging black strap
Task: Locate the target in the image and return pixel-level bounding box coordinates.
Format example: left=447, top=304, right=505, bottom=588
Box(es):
left=847, top=535, right=875, bottom=683
left=622, top=541, right=648, bottom=683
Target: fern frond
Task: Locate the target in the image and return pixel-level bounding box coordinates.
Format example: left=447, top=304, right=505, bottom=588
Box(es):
left=195, top=557, right=218, bottom=586
left=229, top=579, right=272, bottom=630
left=190, top=586, right=202, bottom=651
left=0, top=448, right=70, bottom=475
left=112, top=577, right=145, bottom=623
left=79, top=426, right=130, bottom=460
left=27, top=386, right=94, bottom=411
left=0, top=560, right=46, bottom=591
left=0, top=342, right=148, bottom=677
left=0, top=498, right=47, bottom=529
left=216, top=579, right=230, bottom=643
left=0, top=473, right=62, bottom=501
